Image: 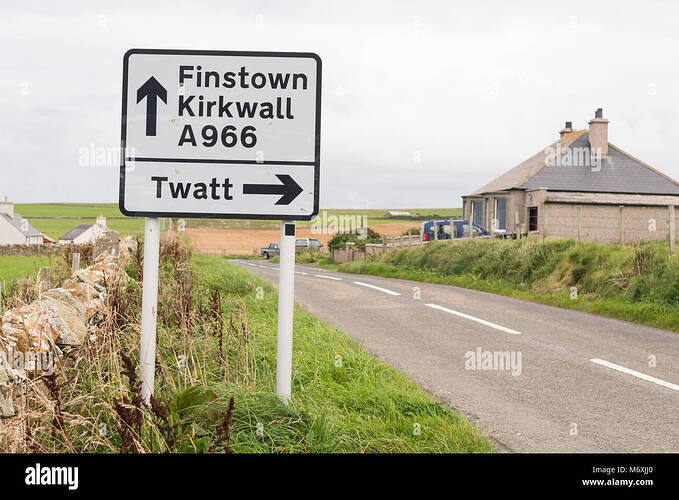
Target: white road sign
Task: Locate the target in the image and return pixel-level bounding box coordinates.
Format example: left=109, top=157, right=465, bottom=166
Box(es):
left=119, top=49, right=321, bottom=220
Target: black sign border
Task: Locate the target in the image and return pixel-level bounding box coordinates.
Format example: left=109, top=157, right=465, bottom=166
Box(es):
left=119, top=48, right=321, bottom=221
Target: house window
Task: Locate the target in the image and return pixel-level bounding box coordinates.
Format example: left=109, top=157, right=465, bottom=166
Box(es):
left=472, top=201, right=483, bottom=227
left=495, top=198, right=507, bottom=231
left=528, top=206, right=538, bottom=232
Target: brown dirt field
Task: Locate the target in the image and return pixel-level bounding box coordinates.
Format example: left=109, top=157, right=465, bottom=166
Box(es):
left=186, top=222, right=420, bottom=255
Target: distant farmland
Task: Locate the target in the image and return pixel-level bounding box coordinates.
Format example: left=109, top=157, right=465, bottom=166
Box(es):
left=15, top=203, right=462, bottom=240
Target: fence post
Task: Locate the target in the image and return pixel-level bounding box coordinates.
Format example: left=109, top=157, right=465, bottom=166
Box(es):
left=577, top=206, right=583, bottom=242
left=39, top=267, right=51, bottom=293
left=514, top=208, right=519, bottom=240
left=669, top=205, right=676, bottom=254
left=71, top=252, right=80, bottom=273
left=543, top=205, right=548, bottom=239
left=619, top=205, right=625, bottom=246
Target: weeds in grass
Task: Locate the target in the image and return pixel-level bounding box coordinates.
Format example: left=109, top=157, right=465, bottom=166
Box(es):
left=44, top=372, right=70, bottom=446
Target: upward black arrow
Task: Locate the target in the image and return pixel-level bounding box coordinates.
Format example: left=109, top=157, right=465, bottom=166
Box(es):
left=136, top=76, right=167, bottom=136
left=243, top=174, right=304, bottom=205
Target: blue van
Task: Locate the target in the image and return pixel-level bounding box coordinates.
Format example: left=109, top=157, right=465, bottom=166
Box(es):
left=421, top=220, right=490, bottom=241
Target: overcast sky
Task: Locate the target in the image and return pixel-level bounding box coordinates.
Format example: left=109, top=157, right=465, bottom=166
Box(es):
left=2, top=0, right=679, bottom=209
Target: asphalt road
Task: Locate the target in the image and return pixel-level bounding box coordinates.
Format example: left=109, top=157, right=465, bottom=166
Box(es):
left=236, top=259, right=679, bottom=452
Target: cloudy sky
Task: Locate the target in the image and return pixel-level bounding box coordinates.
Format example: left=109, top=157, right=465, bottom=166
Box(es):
left=2, top=0, right=679, bottom=209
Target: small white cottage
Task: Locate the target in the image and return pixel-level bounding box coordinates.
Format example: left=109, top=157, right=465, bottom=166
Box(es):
left=0, top=197, right=43, bottom=245
left=59, top=214, right=110, bottom=245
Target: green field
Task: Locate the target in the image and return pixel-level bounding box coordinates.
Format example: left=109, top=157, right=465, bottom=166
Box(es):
left=14, top=203, right=462, bottom=239
left=0, top=254, right=61, bottom=282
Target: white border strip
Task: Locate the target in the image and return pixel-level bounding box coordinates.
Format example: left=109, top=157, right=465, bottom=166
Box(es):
left=353, top=281, right=400, bottom=296
left=314, top=274, right=342, bottom=281
left=590, top=358, right=679, bottom=392
left=425, top=303, right=521, bottom=335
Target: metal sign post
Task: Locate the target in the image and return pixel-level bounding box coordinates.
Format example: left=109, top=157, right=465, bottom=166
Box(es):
left=139, top=217, right=160, bottom=404
left=276, top=222, right=296, bottom=401
left=120, top=48, right=321, bottom=404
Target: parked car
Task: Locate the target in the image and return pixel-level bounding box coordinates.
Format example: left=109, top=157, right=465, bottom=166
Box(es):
left=295, top=238, right=323, bottom=251
left=421, top=219, right=489, bottom=241
left=260, top=242, right=280, bottom=259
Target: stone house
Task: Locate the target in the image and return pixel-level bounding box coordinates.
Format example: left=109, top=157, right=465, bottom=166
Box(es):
left=462, top=108, right=679, bottom=244
left=59, top=215, right=110, bottom=245
left=0, top=197, right=43, bottom=245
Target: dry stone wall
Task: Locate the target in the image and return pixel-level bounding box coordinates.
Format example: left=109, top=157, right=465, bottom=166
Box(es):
left=0, top=254, right=128, bottom=417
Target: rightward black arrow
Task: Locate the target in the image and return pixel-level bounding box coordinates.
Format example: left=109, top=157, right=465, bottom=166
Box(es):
left=243, top=174, right=304, bottom=205
left=136, top=76, right=167, bottom=136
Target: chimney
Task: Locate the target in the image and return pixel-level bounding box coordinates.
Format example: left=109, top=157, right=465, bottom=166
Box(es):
left=96, top=214, right=107, bottom=227
left=559, top=121, right=573, bottom=138
left=588, top=107, right=609, bottom=158
left=0, top=196, right=13, bottom=217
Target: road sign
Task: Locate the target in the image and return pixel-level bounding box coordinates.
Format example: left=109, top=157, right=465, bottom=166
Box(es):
left=122, top=48, right=321, bottom=405
left=120, top=49, right=321, bottom=220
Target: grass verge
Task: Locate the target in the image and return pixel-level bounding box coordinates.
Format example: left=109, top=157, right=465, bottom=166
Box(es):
left=316, top=238, right=679, bottom=333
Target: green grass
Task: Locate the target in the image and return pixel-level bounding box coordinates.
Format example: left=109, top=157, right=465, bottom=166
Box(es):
left=317, top=238, right=679, bottom=333
left=189, top=254, right=492, bottom=452
left=0, top=254, right=61, bottom=282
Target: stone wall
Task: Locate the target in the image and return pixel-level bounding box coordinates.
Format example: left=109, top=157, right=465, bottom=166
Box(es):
left=0, top=244, right=63, bottom=256
left=544, top=203, right=675, bottom=244
left=93, top=229, right=120, bottom=257
left=0, top=253, right=127, bottom=417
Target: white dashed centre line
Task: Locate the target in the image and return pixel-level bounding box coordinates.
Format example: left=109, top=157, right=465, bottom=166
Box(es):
left=314, top=274, right=342, bottom=281
left=296, top=271, right=308, bottom=275
left=425, top=303, right=521, bottom=335
left=590, top=358, right=679, bottom=392
left=353, top=281, right=400, bottom=296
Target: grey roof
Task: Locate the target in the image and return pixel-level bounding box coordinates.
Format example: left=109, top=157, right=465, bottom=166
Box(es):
left=1, top=213, right=43, bottom=238
left=470, top=131, right=585, bottom=195
left=521, top=133, right=679, bottom=195
left=59, top=224, right=92, bottom=241
left=470, top=130, right=679, bottom=196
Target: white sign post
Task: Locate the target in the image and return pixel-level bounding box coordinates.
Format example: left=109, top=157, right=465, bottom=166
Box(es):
left=120, top=49, right=321, bottom=403
left=139, top=217, right=160, bottom=404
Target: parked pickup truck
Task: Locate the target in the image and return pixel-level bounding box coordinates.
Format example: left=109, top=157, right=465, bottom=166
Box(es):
left=421, top=219, right=490, bottom=241
left=260, top=242, right=280, bottom=259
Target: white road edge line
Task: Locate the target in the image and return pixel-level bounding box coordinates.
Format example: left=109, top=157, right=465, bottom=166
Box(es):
left=425, top=303, right=521, bottom=335
left=314, top=274, right=342, bottom=281
left=353, top=281, right=400, bottom=296
left=590, top=358, right=679, bottom=392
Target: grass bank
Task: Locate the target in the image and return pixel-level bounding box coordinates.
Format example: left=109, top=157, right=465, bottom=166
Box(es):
left=1, top=239, right=491, bottom=453
left=319, top=238, right=679, bottom=333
